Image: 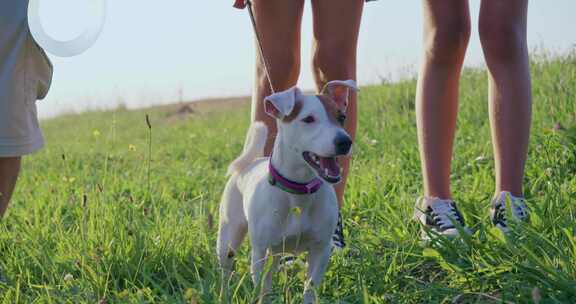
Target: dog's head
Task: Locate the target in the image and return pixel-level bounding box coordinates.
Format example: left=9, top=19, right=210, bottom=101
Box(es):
left=264, top=80, right=358, bottom=184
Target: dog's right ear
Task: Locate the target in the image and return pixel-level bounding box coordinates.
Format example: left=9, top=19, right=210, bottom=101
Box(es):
left=264, top=87, right=301, bottom=119
left=321, top=80, right=359, bottom=113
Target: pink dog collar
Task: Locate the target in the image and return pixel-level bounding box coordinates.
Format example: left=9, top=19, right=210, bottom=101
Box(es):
left=268, top=161, right=323, bottom=195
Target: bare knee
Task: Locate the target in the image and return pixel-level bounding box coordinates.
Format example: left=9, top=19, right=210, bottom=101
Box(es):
left=254, top=52, right=298, bottom=155
left=312, top=39, right=356, bottom=84
left=0, top=157, right=21, bottom=175
left=256, top=52, right=300, bottom=91
left=0, top=157, right=21, bottom=215
left=0, top=157, right=21, bottom=164
left=423, top=18, right=471, bottom=65
left=479, top=20, right=527, bottom=64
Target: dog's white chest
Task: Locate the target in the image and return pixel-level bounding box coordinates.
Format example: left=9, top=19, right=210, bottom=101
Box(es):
left=270, top=212, right=321, bottom=252
left=238, top=168, right=338, bottom=255
left=256, top=195, right=335, bottom=254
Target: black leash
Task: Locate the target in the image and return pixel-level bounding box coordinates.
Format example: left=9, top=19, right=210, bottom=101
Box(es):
left=245, top=0, right=276, bottom=94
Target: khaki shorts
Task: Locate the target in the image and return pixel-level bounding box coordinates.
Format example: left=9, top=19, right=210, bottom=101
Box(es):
left=0, top=19, right=53, bottom=157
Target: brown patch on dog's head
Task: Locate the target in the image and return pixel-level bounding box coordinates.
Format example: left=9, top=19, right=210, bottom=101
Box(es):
left=281, top=101, right=303, bottom=123
left=317, top=95, right=346, bottom=126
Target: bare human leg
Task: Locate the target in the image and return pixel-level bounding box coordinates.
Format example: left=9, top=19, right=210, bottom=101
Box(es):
left=479, top=0, right=531, bottom=197
left=0, top=157, right=21, bottom=217
left=416, top=0, right=471, bottom=199
left=311, top=0, right=364, bottom=207
left=250, top=0, right=305, bottom=156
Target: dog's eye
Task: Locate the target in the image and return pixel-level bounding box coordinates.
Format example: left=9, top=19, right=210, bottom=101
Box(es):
left=301, top=115, right=316, bottom=124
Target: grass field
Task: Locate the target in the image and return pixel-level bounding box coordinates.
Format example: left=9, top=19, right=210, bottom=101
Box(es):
left=1, top=52, right=576, bottom=303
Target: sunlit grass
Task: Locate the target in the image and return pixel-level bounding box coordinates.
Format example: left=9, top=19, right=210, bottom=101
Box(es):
left=1, top=51, right=575, bottom=303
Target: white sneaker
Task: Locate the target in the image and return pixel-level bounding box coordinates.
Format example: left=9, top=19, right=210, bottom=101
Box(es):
left=490, top=191, right=530, bottom=233
left=331, top=211, right=346, bottom=250
left=414, top=197, right=470, bottom=240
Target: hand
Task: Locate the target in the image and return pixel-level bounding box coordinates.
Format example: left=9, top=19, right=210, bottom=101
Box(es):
left=233, top=0, right=247, bottom=9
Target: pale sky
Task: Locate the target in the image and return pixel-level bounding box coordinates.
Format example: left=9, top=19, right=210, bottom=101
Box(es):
left=37, top=0, right=576, bottom=119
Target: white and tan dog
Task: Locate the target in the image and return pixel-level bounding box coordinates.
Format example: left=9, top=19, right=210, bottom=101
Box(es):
left=217, top=80, right=358, bottom=303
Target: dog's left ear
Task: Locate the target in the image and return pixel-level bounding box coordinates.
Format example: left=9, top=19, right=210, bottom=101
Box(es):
left=264, top=87, right=302, bottom=120
left=322, top=80, right=359, bottom=113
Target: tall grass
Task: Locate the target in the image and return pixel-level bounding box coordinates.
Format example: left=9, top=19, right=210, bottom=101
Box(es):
left=1, top=51, right=575, bottom=303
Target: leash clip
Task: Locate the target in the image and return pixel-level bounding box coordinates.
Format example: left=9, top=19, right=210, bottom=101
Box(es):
left=233, top=0, right=248, bottom=9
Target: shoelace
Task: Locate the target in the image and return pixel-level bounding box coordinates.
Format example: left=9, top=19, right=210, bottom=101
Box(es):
left=494, top=198, right=529, bottom=227
left=332, top=212, right=346, bottom=249
left=511, top=199, right=529, bottom=219
left=428, top=201, right=464, bottom=230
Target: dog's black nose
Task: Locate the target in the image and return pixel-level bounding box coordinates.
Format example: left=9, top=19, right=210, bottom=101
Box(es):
left=334, top=134, right=352, bottom=155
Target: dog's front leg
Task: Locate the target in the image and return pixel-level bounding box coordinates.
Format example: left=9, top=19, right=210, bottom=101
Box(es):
left=303, top=245, right=332, bottom=304
left=251, top=247, right=278, bottom=303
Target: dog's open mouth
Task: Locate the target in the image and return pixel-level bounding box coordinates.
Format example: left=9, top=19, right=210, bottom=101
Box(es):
left=302, top=152, right=341, bottom=184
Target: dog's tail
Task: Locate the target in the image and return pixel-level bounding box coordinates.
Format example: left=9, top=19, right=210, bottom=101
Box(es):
left=227, top=122, right=268, bottom=176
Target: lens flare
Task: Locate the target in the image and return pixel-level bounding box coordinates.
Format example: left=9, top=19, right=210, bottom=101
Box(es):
left=27, top=0, right=106, bottom=57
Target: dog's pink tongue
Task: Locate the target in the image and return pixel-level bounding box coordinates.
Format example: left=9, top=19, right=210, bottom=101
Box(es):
left=320, top=157, right=340, bottom=177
